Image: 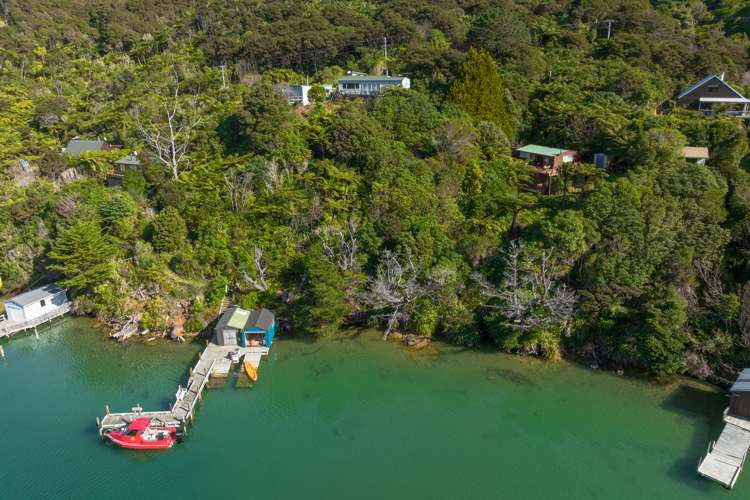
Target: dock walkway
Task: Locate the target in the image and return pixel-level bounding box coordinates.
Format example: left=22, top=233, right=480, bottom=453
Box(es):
left=98, top=343, right=268, bottom=434
left=698, top=410, right=750, bottom=489
left=0, top=303, right=72, bottom=339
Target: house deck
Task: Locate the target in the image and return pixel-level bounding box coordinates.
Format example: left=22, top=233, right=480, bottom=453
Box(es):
left=98, top=343, right=269, bottom=434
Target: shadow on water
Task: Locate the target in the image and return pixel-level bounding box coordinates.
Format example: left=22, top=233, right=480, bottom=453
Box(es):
left=661, top=384, right=729, bottom=493
left=484, top=367, right=537, bottom=387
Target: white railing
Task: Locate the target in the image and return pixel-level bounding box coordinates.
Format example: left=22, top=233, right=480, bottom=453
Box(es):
left=0, top=302, right=72, bottom=337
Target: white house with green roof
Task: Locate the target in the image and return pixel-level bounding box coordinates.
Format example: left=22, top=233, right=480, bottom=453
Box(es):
left=336, top=72, right=410, bottom=97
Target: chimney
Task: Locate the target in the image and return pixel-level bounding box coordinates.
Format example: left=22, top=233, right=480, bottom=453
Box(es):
left=720, top=72, right=725, bottom=81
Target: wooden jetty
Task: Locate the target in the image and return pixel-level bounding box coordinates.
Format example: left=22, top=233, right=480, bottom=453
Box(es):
left=698, top=369, right=750, bottom=489
left=0, top=302, right=72, bottom=339
left=697, top=419, right=750, bottom=489
left=97, top=343, right=268, bottom=435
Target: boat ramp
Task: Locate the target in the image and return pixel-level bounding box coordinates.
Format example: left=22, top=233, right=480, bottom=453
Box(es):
left=97, top=343, right=269, bottom=435
left=698, top=369, right=750, bottom=488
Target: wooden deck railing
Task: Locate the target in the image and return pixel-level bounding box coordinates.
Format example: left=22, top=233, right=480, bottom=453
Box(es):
left=0, top=302, right=72, bottom=338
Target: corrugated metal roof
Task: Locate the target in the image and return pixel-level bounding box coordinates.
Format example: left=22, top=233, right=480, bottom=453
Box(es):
left=516, top=144, right=567, bottom=157
left=731, top=381, right=750, bottom=392
left=738, top=368, right=750, bottom=382
left=227, top=308, right=251, bottom=329
left=683, top=147, right=710, bottom=159
left=678, top=75, right=747, bottom=100
left=64, top=139, right=106, bottom=155
left=6, top=283, right=66, bottom=307
left=245, top=308, right=274, bottom=331
left=338, top=75, right=407, bottom=82
left=115, top=154, right=141, bottom=166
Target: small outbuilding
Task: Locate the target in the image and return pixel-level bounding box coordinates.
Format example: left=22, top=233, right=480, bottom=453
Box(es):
left=214, top=307, right=276, bottom=347
left=683, top=147, right=710, bottom=164
left=285, top=84, right=334, bottom=106
left=3, top=283, right=69, bottom=323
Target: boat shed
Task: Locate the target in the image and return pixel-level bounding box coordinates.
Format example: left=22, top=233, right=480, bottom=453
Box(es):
left=3, top=283, right=69, bottom=323
left=214, top=307, right=276, bottom=348
left=729, top=369, right=750, bottom=418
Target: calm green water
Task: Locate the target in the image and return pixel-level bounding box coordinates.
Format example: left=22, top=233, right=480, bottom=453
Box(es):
left=0, top=318, right=742, bottom=499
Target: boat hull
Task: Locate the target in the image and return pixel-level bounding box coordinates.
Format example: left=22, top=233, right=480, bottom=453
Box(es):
left=107, top=433, right=175, bottom=450
left=244, top=359, right=258, bottom=382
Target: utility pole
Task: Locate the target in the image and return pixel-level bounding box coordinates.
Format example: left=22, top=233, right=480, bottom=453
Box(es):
left=383, top=36, right=389, bottom=77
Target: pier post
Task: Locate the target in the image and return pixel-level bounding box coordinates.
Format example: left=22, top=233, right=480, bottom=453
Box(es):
left=105, top=404, right=110, bottom=415
left=0, top=345, right=4, bottom=358
left=96, top=417, right=102, bottom=437
left=34, top=327, right=39, bottom=339
left=189, top=367, right=193, bottom=377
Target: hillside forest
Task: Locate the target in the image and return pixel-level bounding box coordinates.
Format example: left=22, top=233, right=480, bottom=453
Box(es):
left=2, top=0, right=750, bottom=382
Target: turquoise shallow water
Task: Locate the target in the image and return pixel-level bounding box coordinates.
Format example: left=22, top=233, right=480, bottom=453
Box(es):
left=0, top=318, right=743, bottom=499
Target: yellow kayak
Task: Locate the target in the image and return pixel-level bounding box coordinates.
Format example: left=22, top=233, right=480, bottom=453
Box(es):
left=244, top=359, right=258, bottom=382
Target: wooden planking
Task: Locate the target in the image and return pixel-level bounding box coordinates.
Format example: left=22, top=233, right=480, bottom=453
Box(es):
left=98, top=342, right=269, bottom=434
left=698, top=420, right=750, bottom=489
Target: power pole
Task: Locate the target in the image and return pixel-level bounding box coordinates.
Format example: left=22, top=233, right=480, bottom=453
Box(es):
left=219, top=64, right=226, bottom=88
left=383, top=36, right=389, bottom=77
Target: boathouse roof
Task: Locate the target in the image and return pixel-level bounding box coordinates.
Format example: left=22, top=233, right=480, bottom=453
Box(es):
left=6, top=283, right=66, bottom=307
left=246, top=308, right=274, bottom=332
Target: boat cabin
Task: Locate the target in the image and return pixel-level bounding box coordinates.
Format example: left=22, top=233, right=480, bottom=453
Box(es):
left=729, top=369, right=750, bottom=419
left=214, top=307, right=276, bottom=347
left=2, top=283, right=69, bottom=323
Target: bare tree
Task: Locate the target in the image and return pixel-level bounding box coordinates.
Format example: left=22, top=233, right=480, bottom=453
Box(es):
left=694, top=259, right=723, bottom=306
left=473, top=240, right=576, bottom=333
left=242, top=246, right=269, bottom=292
left=360, top=250, right=436, bottom=339
left=223, top=168, right=255, bottom=213
left=317, top=218, right=359, bottom=272
left=133, top=80, right=202, bottom=180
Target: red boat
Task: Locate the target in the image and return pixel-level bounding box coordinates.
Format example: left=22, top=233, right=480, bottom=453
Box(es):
left=105, top=417, right=182, bottom=450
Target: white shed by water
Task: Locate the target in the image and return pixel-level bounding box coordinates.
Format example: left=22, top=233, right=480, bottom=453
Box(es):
left=4, top=284, right=69, bottom=323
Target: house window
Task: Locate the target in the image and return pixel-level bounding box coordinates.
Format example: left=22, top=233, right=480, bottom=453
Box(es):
left=40, top=299, right=46, bottom=307
left=343, top=83, right=359, bottom=90
left=708, top=85, right=719, bottom=93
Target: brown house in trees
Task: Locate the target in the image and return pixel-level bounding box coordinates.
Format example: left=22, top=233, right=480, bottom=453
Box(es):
left=676, top=75, right=750, bottom=118
left=107, top=153, right=141, bottom=187
left=514, top=144, right=579, bottom=194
